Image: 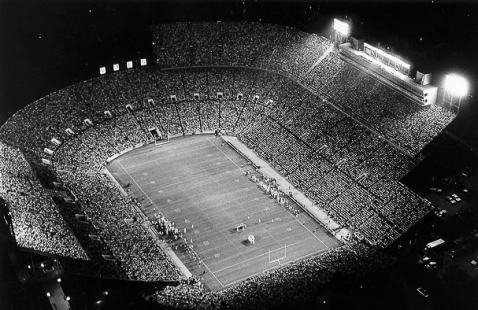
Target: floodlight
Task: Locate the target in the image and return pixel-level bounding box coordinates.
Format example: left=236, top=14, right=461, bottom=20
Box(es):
left=99, top=67, right=106, bottom=75
left=445, top=74, right=469, bottom=97
left=113, top=64, right=119, bottom=71
left=126, top=61, right=133, bottom=69
left=334, top=19, right=349, bottom=36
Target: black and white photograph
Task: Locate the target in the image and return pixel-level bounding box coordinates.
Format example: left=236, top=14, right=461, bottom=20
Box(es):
left=1, top=1, right=477, bottom=309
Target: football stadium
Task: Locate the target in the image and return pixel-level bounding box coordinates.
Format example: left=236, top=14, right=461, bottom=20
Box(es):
left=1, top=2, right=477, bottom=310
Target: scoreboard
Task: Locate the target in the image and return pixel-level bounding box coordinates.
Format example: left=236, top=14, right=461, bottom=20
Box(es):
left=339, top=42, right=437, bottom=106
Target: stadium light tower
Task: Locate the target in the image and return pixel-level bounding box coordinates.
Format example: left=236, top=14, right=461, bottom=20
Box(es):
left=443, top=74, right=469, bottom=113
left=333, top=18, right=350, bottom=46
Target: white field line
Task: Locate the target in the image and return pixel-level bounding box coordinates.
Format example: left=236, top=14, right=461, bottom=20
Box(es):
left=118, top=161, right=157, bottom=209
left=217, top=247, right=330, bottom=289
left=211, top=235, right=316, bottom=274
left=206, top=136, right=245, bottom=172
left=119, top=143, right=212, bottom=170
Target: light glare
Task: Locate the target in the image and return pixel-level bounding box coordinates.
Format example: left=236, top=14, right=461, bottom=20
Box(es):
left=445, top=74, right=469, bottom=97
left=334, top=19, right=350, bottom=36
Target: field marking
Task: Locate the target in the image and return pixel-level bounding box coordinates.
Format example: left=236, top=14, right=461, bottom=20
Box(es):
left=216, top=136, right=330, bottom=250
left=222, top=247, right=330, bottom=289
left=117, top=161, right=158, bottom=211
left=206, top=136, right=328, bottom=248
left=119, top=143, right=212, bottom=170
left=156, top=185, right=323, bottom=258
left=148, top=163, right=237, bottom=190
left=113, top=136, right=337, bottom=290
left=117, top=138, right=207, bottom=163
left=174, top=180, right=243, bottom=258
left=206, top=136, right=245, bottom=172
left=284, top=207, right=329, bottom=250
left=204, top=136, right=271, bottom=249
left=210, top=236, right=316, bottom=274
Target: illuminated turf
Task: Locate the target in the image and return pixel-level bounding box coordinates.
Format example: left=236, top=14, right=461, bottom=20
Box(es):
left=107, top=134, right=339, bottom=291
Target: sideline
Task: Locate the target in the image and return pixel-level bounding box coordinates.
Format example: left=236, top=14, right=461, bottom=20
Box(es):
left=221, top=136, right=351, bottom=241
left=116, top=161, right=193, bottom=279
left=207, top=136, right=329, bottom=248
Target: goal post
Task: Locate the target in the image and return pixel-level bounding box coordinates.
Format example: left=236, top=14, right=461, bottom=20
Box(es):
left=268, top=244, right=287, bottom=264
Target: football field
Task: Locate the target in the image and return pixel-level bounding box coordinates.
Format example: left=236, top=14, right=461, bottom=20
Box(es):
left=107, top=134, right=339, bottom=291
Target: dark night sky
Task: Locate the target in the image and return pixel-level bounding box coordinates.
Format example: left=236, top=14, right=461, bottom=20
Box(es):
left=1, top=0, right=477, bottom=144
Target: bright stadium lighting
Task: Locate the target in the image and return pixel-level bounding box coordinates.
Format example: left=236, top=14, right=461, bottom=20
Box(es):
left=445, top=74, right=469, bottom=97
left=365, top=43, right=410, bottom=69
left=334, top=19, right=350, bottom=36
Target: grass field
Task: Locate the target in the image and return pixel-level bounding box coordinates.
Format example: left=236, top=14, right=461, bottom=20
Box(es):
left=107, top=134, right=339, bottom=291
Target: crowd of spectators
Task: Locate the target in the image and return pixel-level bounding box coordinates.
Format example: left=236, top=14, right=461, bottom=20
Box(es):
left=152, top=22, right=330, bottom=81
left=151, top=243, right=395, bottom=310
left=299, top=49, right=455, bottom=156
left=151, top=21, right=455, bottom=156
left=0, top=63, right=444, bottom=277
left=238, top=112, right=431, bottom=248
left=48, top=191, right=128, bottom=280
left=0, top=21, right=456, bottom=299
left=0, top=67, right=289, bottom=279
left=0, top=141, right=87, bottom=259
left=0, top=62, right=441, bottom=251
left=58, top=171, right=182, bottom=281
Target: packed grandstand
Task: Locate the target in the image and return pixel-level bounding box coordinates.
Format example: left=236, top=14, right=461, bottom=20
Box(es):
left=0, top=22, right=456, bottom=308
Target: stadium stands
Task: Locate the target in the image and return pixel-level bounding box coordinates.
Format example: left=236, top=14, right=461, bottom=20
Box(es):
left=0, top=141, right=87, bottom=260
left=0, top=65, right=444, bottom=263
left=0, top=21, right=456, bottom=300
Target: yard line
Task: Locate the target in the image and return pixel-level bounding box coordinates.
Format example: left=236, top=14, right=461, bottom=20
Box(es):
left=120, top=143, right=213, bottom=169
left=222, top=247, right=330, bottom=289
left=203, top=258, right=225, bottom=288
left=210, top=136, right=328, bottom=249
left=117, top=161, right=158, bottom=211
left=211, top=236, right=315, bottom=274
left=206, top=136, right=245, bottom=172
left=112, top=135, right=338, bottom=291
left=285, top=207, right=329, bottom=250
left=205, top=136, right=267, bottom=249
